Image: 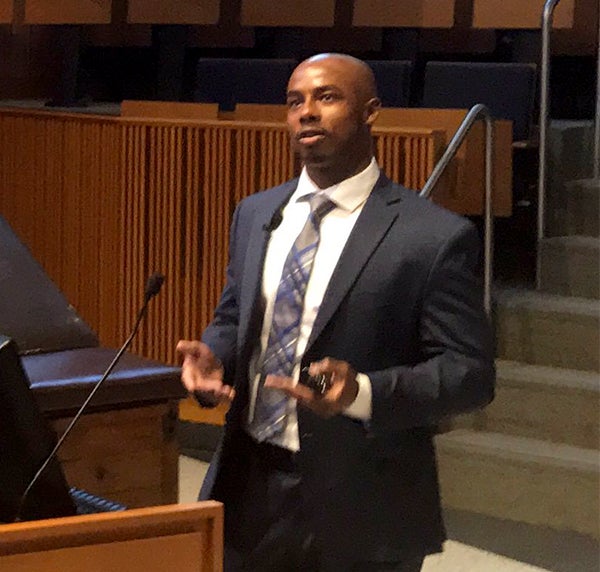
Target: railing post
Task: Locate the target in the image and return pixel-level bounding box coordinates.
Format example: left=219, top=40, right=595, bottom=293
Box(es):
left=483, top=114, right=494, bottom=316
left=594, top=9, right=600, bottom=179
left=537, top=0, right=561, bottom=289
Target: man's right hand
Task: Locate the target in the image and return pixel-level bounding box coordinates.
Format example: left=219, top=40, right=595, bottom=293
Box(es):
left=176, top=340, right=235, bottom=407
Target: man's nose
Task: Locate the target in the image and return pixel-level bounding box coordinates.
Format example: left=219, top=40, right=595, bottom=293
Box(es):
left=299, top=98, right=319, bottom=121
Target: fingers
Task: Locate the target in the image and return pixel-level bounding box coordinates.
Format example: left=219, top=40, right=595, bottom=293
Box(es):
left=265, top=357, right=359, bottom=418
left=176, top=339, right=213, bottom=362
left=177, top=339, right=229, bottom=406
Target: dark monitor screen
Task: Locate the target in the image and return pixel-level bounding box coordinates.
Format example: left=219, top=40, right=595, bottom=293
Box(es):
left=0, top=334, right=76, bottom=523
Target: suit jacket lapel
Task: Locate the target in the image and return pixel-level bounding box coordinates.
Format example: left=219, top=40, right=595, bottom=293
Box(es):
left=238, top=182, right=297, bottom=350
left=306, top=175, right=403, bottom=351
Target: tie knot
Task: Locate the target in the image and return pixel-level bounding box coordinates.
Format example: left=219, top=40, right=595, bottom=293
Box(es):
left=307, top=194, right=335, bottom=223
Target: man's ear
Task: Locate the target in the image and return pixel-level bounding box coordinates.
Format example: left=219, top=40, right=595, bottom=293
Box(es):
left=364, top=97, right=382, bottom=126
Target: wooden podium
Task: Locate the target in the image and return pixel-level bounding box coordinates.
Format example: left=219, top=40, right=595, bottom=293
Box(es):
left=0, top=502, right=223, bottom=572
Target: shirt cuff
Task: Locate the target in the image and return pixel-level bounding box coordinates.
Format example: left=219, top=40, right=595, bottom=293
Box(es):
left=343, top=372, right=372, bottom=420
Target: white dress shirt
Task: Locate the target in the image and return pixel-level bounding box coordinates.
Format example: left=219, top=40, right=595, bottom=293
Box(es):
left=247, top=158, right=381, bottom=451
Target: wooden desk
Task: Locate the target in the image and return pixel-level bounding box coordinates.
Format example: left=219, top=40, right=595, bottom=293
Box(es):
left=0, top=502, right=223, bottom=572
left=0, top=0, right=12, bottom=23
left=127, top=0, right=220, bottom=24
left=241, top=0, right=335, bottom=26
left=24, top=0, right=111, bottom=24
left=473, top=0, right=576, bottom=29
left=25, top=348, right=185, bottom=509
left=121, top=100, right=219, bottom=120
left=353, top=0, right=455, bottom=28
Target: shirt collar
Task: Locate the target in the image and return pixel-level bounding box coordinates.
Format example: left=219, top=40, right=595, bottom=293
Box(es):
left=293, top=158, right=380, bottom=213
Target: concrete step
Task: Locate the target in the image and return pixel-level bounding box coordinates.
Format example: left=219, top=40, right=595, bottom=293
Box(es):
left=564, top=179, right=599, bottom=237
left=546, top=118, right=596, bottom=239
left=495, top=288, right=600, bottom=371
left=457, top=360, right=600, bottom=449
left=548, top=178, right=600, bottom=238
left=436, top=429, right=600, bottom=537
left=539, top=236, right=600, bottom=299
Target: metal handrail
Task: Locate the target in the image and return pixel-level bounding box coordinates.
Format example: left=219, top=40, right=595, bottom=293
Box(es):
left=420, top=103, right=494, bottom=315
left=594, top=10, right=600, bottom=179
left=537, top=0, right=562, bottom=289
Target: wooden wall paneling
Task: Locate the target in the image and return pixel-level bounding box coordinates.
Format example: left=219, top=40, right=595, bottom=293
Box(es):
left=0, top=111, right=124, bottom=348
left=63, top=120, right=86, bottom=329
left=0, top=110, right=454, bottom=370
left=0, top=0, right=13, bottom=22
left=97, top=121, right=123, bottom=346
left=121, top=101, right=219, bottom=121
left=43, top=118, right=65, bottom=305
left=24, top=0, right=112, bottom=24
left=145, top=124, right=161, bottom=357
left=554, top=0, right=599, bottom=55
left=375, top=108, right=512, bottom=215
left=241, top=0, right=335, bottom=26
left=127, top=0, right=220, bottom=25
left=201, top=126, right=217, bottom=345
left=353, top=0, right=456, bottom=28
left=121, top=122, right=150, bottom=352
left=230, top=104, right=287, bottom=123
left=183, top=126, right=201, bottom=342
left=373, top=128, right=442, bottom=192
left=472, top=0, right=576, bottom=29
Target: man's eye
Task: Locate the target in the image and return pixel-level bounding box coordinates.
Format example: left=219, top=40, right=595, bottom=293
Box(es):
left=287, top=100, right=302, bottom=109
left=321, top=93, right=334, bottom=102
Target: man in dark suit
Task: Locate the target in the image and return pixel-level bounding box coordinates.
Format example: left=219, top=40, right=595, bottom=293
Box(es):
left=177, top=53, right=495, bottom=571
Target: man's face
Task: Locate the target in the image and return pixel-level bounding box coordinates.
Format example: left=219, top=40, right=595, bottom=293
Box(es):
left=286, top=57, right=373, bottom=176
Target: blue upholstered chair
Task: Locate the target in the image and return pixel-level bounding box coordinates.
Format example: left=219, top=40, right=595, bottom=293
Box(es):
left=194, top=58, right=297, bottom=111
left=366, top=60, right=413, bottom=108
left=421, top=61, right=537, bottom=143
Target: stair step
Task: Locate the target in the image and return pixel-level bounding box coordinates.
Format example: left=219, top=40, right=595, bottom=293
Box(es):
left=546, top=122, right=596, bottom=238
left=564, top=179, right=600, bottom=238
left=548, top=178, right=600, bottom=238
left=539, top=235, right=600, bottom=299
left=459, top=360, right=600, bottom=448
left=495, top=288, right=600, bottom=371
left=436, top=430, right=600, bottom=537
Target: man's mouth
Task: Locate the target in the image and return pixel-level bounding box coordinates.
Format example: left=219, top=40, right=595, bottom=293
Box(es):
left=296, top=129, right=327, bottom=145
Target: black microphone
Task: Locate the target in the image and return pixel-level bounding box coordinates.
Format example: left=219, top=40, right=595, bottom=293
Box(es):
left=14, top=272, right=165, bottom=522
left=263, top=208, right=284, bottom=233
left=144, top=272, right=165, bottom=302
left=263, top=191, right=295, bottom=233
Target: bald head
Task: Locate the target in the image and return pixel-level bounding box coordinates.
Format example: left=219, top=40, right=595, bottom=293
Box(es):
left=286, top=54, right=381, bottom=188
left=298, top=53, right=378, bottom=103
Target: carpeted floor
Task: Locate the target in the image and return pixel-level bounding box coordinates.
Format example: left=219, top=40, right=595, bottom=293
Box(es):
left=178, top=455, right=599, bottom=572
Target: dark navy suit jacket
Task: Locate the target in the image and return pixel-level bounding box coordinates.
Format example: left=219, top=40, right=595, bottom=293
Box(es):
left=199, top=173, right=495, bottom=562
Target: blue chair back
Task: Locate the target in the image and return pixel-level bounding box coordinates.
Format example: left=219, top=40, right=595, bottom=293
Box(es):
left=422, top=61, right=537, bottom=141
left=366, top=60, right=413, bottom=108
left=195, top=58, right=297, bottom=111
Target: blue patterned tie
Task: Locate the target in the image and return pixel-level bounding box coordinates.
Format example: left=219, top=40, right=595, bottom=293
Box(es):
left=249, top=193, right=336, bottom=442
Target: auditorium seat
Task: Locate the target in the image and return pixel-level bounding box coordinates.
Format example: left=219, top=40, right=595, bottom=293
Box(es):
left=421, top=61, right=537, bottom=143
left=194, top=58, right=297, bottom=111
left=365, top=60, right=413, bottom=108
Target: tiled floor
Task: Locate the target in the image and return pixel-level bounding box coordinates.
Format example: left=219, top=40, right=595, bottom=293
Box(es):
left=178, top=456, right=599, bottom=572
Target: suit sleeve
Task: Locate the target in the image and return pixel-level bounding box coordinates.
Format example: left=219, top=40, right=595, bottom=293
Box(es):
left=200, top=203, right=242, bottom=381
left=367, top=221, right=496, bottom=433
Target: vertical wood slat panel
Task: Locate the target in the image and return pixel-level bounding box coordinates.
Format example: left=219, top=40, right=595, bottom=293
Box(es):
left=0, top=110, right=438, bottom=366
left=0, top=112, right=123, bottom=348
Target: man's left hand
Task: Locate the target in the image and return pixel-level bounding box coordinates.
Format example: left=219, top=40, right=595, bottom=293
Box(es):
left=264, top=357, right=358, bottom=418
